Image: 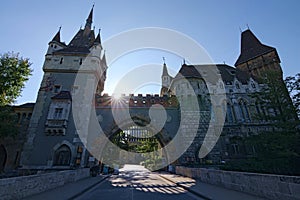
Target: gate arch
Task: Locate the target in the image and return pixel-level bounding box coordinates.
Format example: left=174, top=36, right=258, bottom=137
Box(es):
left=102, top=116, right=171, bottom=169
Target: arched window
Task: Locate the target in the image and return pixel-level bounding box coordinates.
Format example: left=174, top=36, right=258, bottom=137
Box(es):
left=255, top=102, right=261, bottom=115
left=244, top=102, right=250, bottom=120
left=22, top=113, right=26, bottom=122
left=53, top=145, right=71, bottom=166
left=17, top=113, right=21, bottom=123
left=226, top=103, right=234, bottom=122
left=239, top=99, right=250, bottom=121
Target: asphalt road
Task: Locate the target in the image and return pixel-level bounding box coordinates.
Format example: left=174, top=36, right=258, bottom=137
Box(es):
left=75, top=165, right=203, bottom=200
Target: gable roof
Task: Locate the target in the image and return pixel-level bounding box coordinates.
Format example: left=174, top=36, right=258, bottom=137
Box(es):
left=173, top=64, right=256, bottom=85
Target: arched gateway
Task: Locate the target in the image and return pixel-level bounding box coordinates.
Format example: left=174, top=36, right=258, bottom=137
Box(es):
left=95, top=96, right=179, bottom=170
left=20, top=7, right=287, bottom=171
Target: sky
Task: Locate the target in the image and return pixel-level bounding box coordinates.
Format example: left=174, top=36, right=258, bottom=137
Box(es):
left=1, top=0, right=299, bottom=105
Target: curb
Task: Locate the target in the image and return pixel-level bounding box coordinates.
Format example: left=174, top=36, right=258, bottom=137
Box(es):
left=68, top=175, right=110, bottom=200
left=158, top=174, right=212, bottom=200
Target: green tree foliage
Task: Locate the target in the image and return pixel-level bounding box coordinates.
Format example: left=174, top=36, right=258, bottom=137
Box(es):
left=222, top=131, right=300, bottom=175
left=0, top=106, right=19, bottom=138
left=285, top=73, right=300, bottom=117
left=111, top=130, right=130, bottom=151
left=222, top=72, right=300, bottom=175
left=251, top=71, right=298, bottom=130
left=109, top=130, right=162, bottom=170
left=137, top=137, right=162, bottom=171
left=0, top=52, right=32, bottom=106
left=0, top=52, right=32, bottom=138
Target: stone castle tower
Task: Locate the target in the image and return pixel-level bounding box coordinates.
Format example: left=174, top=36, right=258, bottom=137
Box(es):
left=18, top=5, right=293, bottom=169
left=235, top=29, right=282, bottom=79
left=20, top=7, right=107, bottom=169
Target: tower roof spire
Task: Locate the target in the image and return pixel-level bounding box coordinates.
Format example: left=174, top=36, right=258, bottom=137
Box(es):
left=85, top=4, right=94, bottom=30
left=162, top=57, right=169, bottom=76
left=51, top=26, right=61, bottom=42
left=94, top=28, right=101, bottom=44
left=235, top=29, right=276, bottom=66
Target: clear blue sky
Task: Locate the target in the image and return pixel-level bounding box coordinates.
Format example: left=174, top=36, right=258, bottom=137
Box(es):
left=1, top=0, right=299, bottom=105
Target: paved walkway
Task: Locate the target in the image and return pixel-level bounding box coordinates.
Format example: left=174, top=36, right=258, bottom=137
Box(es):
left=24, top=170, right=266, bottom=200
left=158, top=173, right=266, bottom=200
left=24, top=175, right=109, bottom=200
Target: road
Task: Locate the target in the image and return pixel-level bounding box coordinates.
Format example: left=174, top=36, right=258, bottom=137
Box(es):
left=75, top=165, right=203, bottom=200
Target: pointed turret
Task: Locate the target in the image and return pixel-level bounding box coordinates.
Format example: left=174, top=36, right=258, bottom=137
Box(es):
left=94, top=30, right=101, bottom=45
left=51, top=28, right=61, bottom=43
left=85, top=5, right=94, bottom=30
left=54, top=7, right=98, bottom=55
left=162, top=62, right=169, bottom=77
left=160, top=59, right=173, bottom=96
left=46, top=27, right=66, bottom=55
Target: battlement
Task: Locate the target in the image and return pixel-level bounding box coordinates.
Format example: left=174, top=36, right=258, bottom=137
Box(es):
left=95, top=93, right=179, bottom=107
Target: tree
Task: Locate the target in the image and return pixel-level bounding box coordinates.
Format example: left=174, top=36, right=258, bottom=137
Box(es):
left=285, top=73, right=300, bottom=118
left=222, top=131, right=300, bottom=175
left=222, top=71, right=300, bottom=175
left=109, top=130, right=162, bottom=170
left=0, top=106, right=19, bottom=138
left=0, top=52, right=32, bottom=106
left=136, top=135, right=162, bottom=171
left=0, top=52, right=32, bottom=138
left=251, top=71, right=299, bottom=130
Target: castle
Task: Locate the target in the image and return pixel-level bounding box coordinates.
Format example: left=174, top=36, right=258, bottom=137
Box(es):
left=0, top=7, right=289, bottom=172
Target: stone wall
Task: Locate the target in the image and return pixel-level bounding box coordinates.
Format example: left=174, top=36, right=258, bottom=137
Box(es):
left=0, top=168, right=89, bottom=200
left=175, top=166, right=300, bottom=200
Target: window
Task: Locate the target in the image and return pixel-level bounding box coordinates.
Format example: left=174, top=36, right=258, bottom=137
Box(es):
left=17, top=113, right=21, bottom=123
left=226, top=103, right=234, bottom=122
left=59, top=57, right=63, bottom=64
left=22, top=113, right=26, bottom=122
left=251, top=82, right=256, bottom=88
left=79, top=58, right=82, bottom=65
left=255, top=102, right=261, bottom=115
left=54, top=108, right=63, bottom=119
left=235, top=83, right=240, bottom=89
left=54, top=85, right=61, bottom=93
left=53, top=145, right=71, bottom=166
left=239, top=100, right=250, bottom=121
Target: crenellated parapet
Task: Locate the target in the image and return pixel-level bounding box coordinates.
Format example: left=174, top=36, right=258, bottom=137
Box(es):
left=95, top=93, right=179, bottom=108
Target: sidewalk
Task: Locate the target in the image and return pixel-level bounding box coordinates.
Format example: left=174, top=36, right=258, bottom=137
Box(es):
left=24, top=175, right=109, bottom=200
left=158, top=173, right=266, bottom=200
